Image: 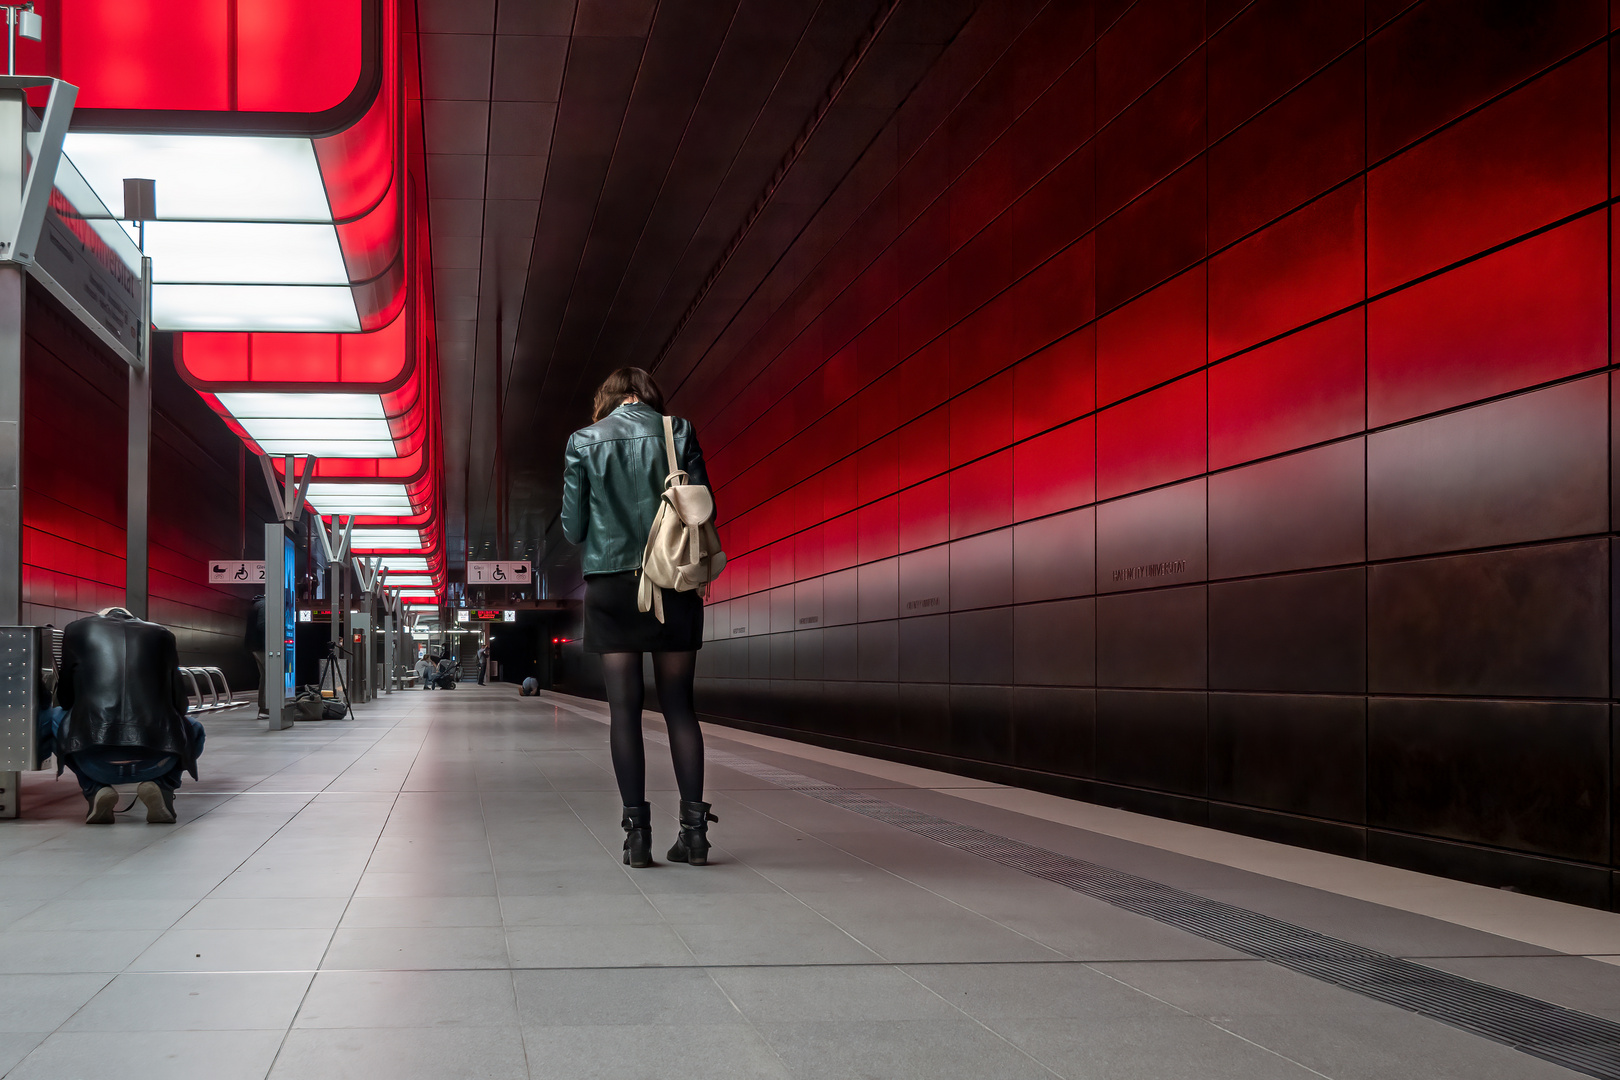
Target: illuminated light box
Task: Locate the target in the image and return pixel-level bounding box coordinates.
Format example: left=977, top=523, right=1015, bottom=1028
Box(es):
left=304, top=482, right=414, bottom=515
left=349, top=529, right=424, bottom=550
left=156, top=284, right=360, bottom=331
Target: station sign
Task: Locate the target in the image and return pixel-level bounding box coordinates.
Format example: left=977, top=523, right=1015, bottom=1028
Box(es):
left=208, top=559, right=265, bottom=583
left=467, top=560, right=531, bottom=585
left=469, top=609, right=516, bottom=622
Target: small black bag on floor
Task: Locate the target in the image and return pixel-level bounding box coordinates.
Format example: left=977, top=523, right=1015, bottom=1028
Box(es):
left=321, top=699, right=348, bottom=720
left=291, top=689, right=324, bottom=721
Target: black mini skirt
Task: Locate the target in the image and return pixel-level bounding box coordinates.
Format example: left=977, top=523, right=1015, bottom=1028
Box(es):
left=583, top=570, right=704, bottom=653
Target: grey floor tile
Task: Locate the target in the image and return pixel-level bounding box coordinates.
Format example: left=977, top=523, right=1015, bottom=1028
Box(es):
left=353, top=871, right=498, bottom=897
left=63, top=971, right=313, bottom=1031
left=513, top=967, right=738, bottom=1027
left=523, top=1023, right=791, bottom=1080
left=270, top=1025, right=530, bottom=1079
left=7, top=1029, right=285, bottom=1080
left=339, top=895, right=505, bottom=928
left=711, top=966, right=959, bottom=1023
left=174, top=897, right=350, bottom=930
left=0, top=1032, right=48, bottom=1076
left=671, top=914, right=881, bottom=966
left=6, top=896, right=196, bottom=931
left=1208, top=1010, right=1587, bottom=1080
left=0, top=973, right=112, bottom=1031
left=323, top=926, right=511, bottom=970
left=752, top=1018, right=1059, bottom=1080
left=905, top=961, right=1178, bottom=1022
left=129, top=927, right=333, bottom=972
left=498, top=893, right=666, bottom=927
left=0, top=929, right=162, bottom=974
left=295, top=969, right=520, bottom=1028
left=984, top=1015, right=1325, bottom=1079
left=505, top=923, right=696, bottom=968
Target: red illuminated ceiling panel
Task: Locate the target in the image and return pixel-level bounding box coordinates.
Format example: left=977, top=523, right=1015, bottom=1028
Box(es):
left=34, top=0, right=403, bottom=332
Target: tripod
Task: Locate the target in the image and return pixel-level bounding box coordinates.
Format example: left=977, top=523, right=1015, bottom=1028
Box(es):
left=318, top=640, right=352, bottom=717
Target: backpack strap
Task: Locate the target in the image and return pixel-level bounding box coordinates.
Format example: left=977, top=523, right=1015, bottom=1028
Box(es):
left=662, top=414, right=680, bottom=478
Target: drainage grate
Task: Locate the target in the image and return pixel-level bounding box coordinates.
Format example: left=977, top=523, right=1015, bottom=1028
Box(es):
left=707, top=747, right=1620, bottom=1079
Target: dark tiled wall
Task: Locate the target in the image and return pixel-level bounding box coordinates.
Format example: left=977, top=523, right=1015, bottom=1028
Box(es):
left=23, top=290, right=270, bottom=687
left=671, top=0, right=1620, bottom=908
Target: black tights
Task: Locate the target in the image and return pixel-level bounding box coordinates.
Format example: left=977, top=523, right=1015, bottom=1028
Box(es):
left=602, top=651, right=703, bottom=806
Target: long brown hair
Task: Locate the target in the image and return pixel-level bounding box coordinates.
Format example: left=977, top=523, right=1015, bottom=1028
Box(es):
left=592, top=367, right=665, bottom=422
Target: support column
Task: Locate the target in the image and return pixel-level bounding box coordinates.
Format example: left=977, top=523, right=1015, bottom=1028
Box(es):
left=124, top=262, right=150, bottom=618
left=0, top=84, right=25, bottom=815
left=263, top=523, right=291, bottom=730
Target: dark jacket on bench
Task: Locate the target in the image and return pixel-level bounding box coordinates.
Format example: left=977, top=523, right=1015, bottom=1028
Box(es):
left=57, top=610, right=198, bottom=777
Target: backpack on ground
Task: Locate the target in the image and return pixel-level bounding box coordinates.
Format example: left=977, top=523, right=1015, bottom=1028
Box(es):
left=638, top=414, right=726, bottom=622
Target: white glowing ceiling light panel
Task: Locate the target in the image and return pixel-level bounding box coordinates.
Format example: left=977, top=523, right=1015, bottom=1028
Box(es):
left=254, top=439, right=398, bottom=458
left=62, top=133, right=333, bottom=221
left=237, top=418, right=392, bottom=441
left=377, top=557, right=430, bottom=572
left=304, top=483, right=416, bottom=515
left=217, top=394, right=385, bottom=419
left=155, top=285, right=360, bottom=331
left=145, top=222, right=350, bottom=285
left=350, top=530, right=425, bottom=550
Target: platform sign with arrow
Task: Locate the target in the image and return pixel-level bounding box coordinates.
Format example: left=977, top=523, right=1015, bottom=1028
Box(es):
left=208, top=560, right=266, bottom=584
left=467, top=561, right=531, bottom=585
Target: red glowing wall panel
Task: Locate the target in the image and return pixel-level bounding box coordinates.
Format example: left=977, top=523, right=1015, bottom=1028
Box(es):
left=1208, top=310, right=1365, bottom=470
left=1367, top=213, right=1606, bottom=426
left=1367, top=50, right=1606, bottom=294
left=1208, top=50, right=1365, bottom=249
left=1096, top=373, right=1206, bottom=500
left=1207, top=0, right=1366, bottom=140
left=1096, top=267, right=1205, bottom=406
left=1209, top=180, right=1365, bottom=359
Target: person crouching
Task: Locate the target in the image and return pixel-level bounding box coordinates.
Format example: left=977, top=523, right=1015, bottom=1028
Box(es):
left=52, top=607, right=205, bottom=824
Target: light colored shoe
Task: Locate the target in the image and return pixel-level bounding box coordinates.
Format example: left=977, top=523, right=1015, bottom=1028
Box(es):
left=136, top=781, right=176, bottom=824
left=85, top=786, right=117, bottom=824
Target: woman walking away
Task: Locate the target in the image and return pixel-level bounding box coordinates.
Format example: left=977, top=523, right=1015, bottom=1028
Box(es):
left=561, top=367, right=718, bottom=869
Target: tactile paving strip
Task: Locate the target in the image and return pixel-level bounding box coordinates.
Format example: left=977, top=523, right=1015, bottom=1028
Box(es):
left=705, top=747, right=1620, bottom=1079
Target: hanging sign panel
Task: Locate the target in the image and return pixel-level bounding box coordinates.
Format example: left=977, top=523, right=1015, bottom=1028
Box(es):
left=208, top=559, right=266, bottom=583
left=467, top=561, right=530, bottom=584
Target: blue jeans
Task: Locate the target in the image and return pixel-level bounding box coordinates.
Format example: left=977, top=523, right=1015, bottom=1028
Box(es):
left=42, top=707, right=206, bottom=801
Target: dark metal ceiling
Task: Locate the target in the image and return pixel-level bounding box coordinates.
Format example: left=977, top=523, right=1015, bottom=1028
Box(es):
left=417, top=0, right=978, bottom=583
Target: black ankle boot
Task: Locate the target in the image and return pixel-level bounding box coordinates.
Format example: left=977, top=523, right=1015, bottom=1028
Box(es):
left=667, top=800, right=718, bottom=865
left=621, top=803, right=653, bottom=868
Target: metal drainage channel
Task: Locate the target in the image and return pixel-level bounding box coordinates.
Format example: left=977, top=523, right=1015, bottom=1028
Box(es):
left=707, top=749, right=1620, bottom=1079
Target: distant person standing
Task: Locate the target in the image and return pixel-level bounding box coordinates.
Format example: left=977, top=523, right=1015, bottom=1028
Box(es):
left=476, top=643, right=488, bottom=685
left=246, top=595, right=267, bottom=718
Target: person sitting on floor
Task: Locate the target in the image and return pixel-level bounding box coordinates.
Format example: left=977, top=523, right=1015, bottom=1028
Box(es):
left=51, top=607, right=205, bottom=825
left=520, top=676, right=539, bottom=696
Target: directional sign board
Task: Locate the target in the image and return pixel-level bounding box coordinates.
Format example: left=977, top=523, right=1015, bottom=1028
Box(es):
left=467, top=561, right=531, bottom=585
left=208, top=560, right=266, bottom=584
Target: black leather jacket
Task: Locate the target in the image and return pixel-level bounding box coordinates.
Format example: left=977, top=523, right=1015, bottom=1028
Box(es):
left=57, top=610, right=198, bottom=775
left=562, top=402, right=713, bottom=575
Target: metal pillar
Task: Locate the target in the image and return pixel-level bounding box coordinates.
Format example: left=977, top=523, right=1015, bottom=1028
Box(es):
left=257, top=454, right=314, bottom=731
left=124, top=256, right=151, bottom=618
left=263, top=522, right=291, bottom=729
left=0, top=84, right=23, bottom=813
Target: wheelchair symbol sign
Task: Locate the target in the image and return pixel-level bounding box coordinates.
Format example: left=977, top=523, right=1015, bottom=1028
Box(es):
left=208, top=560, right=265, bottom=584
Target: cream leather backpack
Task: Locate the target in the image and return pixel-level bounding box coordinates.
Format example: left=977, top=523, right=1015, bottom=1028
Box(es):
left=638, top=414, right=726, bottom=622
